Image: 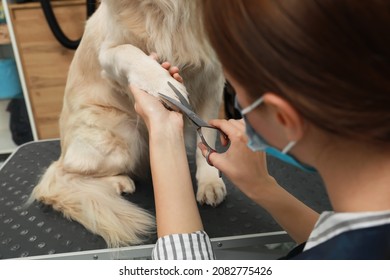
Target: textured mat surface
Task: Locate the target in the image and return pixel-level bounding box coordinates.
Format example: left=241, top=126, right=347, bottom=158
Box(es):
left=0, top=140, right=331, bottom=259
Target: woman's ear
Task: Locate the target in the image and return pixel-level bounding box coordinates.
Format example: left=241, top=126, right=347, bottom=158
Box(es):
left=263, top=93, right=306, bottom=141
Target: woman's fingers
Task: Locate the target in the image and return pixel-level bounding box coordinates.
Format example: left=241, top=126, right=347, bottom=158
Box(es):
left=164, top=64, right=183, bottom=83
left=173, top=73, right=183, bottom=83
left=210, top=119, right=247, bottom=143
left=161, top=61, right=171, bottom=70
left=150, top=52, right=183, bottom=83
left=198, top=143, right=218, bottom=167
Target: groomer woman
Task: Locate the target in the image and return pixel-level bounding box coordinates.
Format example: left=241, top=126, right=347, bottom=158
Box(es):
left=132, top=0, right=390, bottom=259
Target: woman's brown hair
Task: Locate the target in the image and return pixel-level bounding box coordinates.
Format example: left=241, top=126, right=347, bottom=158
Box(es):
left=201, top=0, right=390, bottom=142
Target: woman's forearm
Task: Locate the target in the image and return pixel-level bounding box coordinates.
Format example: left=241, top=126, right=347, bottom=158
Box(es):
left=149, top=125, right=203, bottom=237
left=147, top=120, right=318, bottom=243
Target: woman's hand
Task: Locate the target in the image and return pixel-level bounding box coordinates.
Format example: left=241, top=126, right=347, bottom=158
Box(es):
left=199, top=118, right=278, bottom=201
left=199, top=118, right=319, bottom=243
left=131, top=86, right=183, bottom=132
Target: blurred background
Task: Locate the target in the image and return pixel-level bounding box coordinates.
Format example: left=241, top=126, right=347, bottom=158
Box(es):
left=0, top=0, right=96, bottom=166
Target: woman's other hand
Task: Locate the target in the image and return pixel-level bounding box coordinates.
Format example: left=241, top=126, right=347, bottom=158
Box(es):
left=199, top=118, right=278, bottom=201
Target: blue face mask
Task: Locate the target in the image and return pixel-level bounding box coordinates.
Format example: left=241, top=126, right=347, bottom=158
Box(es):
left=235, top=97, right=316, bottom=172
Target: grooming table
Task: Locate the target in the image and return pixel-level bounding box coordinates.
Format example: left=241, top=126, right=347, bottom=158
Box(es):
left=0, top=140, right=331, bottom=259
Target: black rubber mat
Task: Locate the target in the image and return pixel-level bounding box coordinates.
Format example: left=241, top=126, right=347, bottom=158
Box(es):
left=0, top=140, right=331, bottom=259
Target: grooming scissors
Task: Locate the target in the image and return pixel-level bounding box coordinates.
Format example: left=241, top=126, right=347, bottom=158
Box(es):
left=158, top=81, right=229, bottom=170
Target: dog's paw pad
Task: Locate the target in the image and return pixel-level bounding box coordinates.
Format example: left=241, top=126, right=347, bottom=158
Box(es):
left=196, top=179, right=226, bottom=207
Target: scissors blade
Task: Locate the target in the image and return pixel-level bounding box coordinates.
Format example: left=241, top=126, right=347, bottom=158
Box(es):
left=158, top=92, right=210, bottom=127
left=167, top=81, right=192, bottom=110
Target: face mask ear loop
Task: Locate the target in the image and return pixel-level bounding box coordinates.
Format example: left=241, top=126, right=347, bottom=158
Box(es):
left=282, top=140, right=297, bottom=154
left=241, top=97, right=264, bottom=115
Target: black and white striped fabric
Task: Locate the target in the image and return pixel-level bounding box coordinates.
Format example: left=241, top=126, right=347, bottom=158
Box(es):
left=152, top=231, right=215, bottom=260
left=304, top=210, right=390, bottom=251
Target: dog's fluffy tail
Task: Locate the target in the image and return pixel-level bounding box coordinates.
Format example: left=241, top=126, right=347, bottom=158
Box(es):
left=27, top=161, right=155, bottom=247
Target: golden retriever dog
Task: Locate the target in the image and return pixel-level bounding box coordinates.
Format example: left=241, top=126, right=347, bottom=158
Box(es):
left=28, top=0, right=226, bottom=247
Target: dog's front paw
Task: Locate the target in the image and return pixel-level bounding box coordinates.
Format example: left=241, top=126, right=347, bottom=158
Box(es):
left=158, top=77, right=189, bottom=102
left=128, top=54, right=190, bottom=103
left=196, top=178, right=227, bottom=207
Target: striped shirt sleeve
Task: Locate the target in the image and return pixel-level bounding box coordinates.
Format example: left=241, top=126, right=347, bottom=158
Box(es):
left=151, top=231, right=215, bottom=260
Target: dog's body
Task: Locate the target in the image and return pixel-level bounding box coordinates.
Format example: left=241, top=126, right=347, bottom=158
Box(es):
left=29, top=0, right=226, bottom=247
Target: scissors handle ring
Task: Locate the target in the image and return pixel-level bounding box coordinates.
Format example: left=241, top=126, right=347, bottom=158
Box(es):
left=205, top=147, right=223, bottom=178
left=205, top=148, right=214, bottom=166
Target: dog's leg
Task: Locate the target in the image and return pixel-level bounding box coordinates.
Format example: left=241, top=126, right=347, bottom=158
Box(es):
left=193, top=81, right=227, bottom=207
left=98, top=42, right=189, bottom=101
left=61, top=98, right=148, bottom=179
left=195, top=133, right=227, bottom=206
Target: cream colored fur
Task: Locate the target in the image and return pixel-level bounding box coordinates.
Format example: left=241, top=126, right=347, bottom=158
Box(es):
left=28, top=0, right=226, bottom=247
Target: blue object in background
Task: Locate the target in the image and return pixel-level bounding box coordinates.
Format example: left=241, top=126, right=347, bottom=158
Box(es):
left=0, top=58, right=23, bottom=100
left=0, top=5, right=6, bottom=24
